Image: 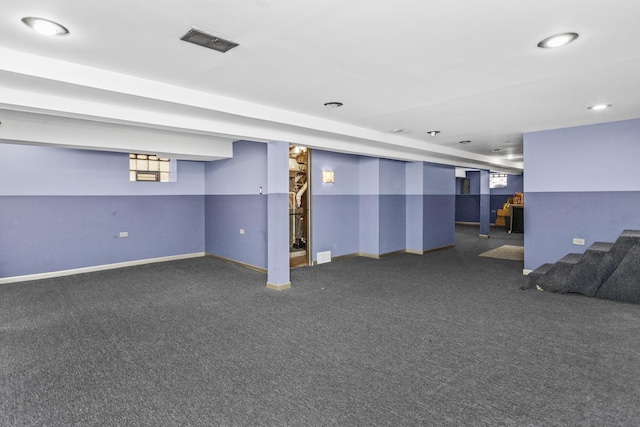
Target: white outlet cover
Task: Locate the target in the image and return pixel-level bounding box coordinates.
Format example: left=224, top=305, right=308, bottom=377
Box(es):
left=317, top=251, right=331, bottom=264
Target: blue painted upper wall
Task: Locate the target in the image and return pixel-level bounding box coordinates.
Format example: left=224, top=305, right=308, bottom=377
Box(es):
left=526, top=119, right=640, bottom=193
left=204, top=140, right=267, bottom=195
left=524, top=118, right=640, bottom=270
left=313, top=149, right=360, bottom=195
left=380, top=158, right=406, bottom=195
left=359, top=157, right=380, bottom=195
left=424, top=162, right=455, bottom=195
left=0, top=143, right=204, bottom=196
left=0, top=143, right=205, bottom=278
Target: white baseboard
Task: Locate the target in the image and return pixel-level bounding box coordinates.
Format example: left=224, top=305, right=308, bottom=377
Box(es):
left=523, top=269, right=532, bottom=275
left=0, top=252, right=205, bottom=285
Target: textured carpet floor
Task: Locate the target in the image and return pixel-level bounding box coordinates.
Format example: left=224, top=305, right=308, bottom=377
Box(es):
left=2, top=225, right=640, bottom=426
left=479, top=245, right=525, bottom=261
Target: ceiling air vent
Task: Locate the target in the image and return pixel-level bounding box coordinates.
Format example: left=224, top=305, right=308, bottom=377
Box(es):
left=180, top=27, right=239, bottom=53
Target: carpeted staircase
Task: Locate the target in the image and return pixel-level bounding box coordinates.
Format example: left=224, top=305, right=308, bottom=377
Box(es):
left=523, top=230, right=640, bottom=303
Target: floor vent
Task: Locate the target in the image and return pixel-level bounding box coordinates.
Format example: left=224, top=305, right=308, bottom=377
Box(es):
left=180, top=27, right=239, bottom=53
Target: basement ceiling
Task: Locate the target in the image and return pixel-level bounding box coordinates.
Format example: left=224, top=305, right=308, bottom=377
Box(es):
left=1, top=0, right=640, bottom=172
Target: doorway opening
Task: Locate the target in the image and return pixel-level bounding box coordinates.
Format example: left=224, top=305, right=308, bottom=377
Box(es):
left=289, top=145, right=310, bottom=268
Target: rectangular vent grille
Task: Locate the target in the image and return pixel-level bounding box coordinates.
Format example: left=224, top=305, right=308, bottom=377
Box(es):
left=180, top=27, right=239, bottom=53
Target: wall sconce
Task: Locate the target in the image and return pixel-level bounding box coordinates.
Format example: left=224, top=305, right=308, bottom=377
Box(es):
left=321, top=170, right=334, bottom=183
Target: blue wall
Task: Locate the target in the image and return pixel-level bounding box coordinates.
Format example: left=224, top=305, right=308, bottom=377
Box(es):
left=0, top=144, right=204, bottom=278
left=379, top=159, right=407, bottom=254
left=523, top=118, right=640, bottom=270
left=423, top=163, right=456, bottom=250
left=312, top=150, right=455, bottom=260
left=2, top=140, right=457, bottom=279
left=312, top=149, right=362, bottom=258
left=455, top=171, right=523, bottom=223
left=204, top=140, right=268, bottom=269
left=456, top=171, right=480, bottom=222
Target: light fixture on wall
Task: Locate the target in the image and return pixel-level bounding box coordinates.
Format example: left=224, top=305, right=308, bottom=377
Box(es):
left=322, top=170, right=335, bottom=183
left=22, top=17, right=69, bottom=36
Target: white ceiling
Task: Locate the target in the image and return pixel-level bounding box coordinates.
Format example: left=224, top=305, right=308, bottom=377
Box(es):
left=2, top=0, right=640, bottom=173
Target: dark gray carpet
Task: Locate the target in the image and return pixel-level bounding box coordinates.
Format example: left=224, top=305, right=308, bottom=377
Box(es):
left=2, top=225, right=640, bottom=426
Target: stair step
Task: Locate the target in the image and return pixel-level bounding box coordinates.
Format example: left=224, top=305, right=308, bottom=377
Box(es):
left=535, top=258, right=579, bottom=293
left=619, top=229, right=640, bottom=238
left=522, top=263, right=554, bottom=290
left=557, top=253, right=583, bottom=265
left=565, top=245, right=612, bottom=297
left=594, top=236, right=640, bottom=291
left=586, top=242, right=614, bottom=253
left=523, top=230, right=640, bottom=304
left=532, top=263, right=555, bottom=275
left=596, top=243, right=640, bottom=303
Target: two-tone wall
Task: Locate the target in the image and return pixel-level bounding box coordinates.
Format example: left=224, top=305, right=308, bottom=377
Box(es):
left=455, top=171, right=524, bottom=223
left=455, top=171, right=481, bottom=223
left=524, top=118, right=640, bottom=271
left=312, top=149, right=361, bottom=258
left=421, top=162, right=456, bottom=250
left=1, top=140, right=456, bottom=281
left=312, top=150, right=455, bottom=261
left=204, top=140, right=268, bottom=269
left=0, top=143, right=205, bottom=279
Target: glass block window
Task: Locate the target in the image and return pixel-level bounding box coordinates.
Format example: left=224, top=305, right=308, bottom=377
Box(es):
left=129, top=154, right=171, bottom=182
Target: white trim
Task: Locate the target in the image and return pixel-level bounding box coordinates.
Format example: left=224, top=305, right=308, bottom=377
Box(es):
left=523, top=269, right=532, bottom=275
left=0, top=253, right=205, bottom=284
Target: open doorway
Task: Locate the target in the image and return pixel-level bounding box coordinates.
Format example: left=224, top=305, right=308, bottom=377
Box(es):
left=289, top=145, right=310, bottom=268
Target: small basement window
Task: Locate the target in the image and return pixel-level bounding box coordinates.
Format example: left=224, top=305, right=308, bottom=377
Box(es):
left=129, top=154, right=172, bottom=182
left=490, top=173, right=508, bottom=189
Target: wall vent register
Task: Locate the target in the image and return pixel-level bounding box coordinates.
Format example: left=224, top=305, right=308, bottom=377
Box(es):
left=129, top=154, right=171, bottom=182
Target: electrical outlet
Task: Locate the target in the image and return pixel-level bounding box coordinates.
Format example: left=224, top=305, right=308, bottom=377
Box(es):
left=119, top=231, right=128, bottom=238
left=572, top=238, right=585, bottom=246
left=239, top=229, right=245, bottom=235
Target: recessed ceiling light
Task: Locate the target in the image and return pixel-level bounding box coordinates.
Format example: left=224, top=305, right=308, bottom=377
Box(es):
left=22, top=17, right=69, bottom=36
left=427, top=130, right=440, bottom=136
left=588, top=104, right=612, bottom=111
left=537, top=32, right=578, bottom=49
left=459, top=140, right=471, bottom=144
left=324, top=102, right=343, bottom=108
left=389, top=129, right=410, bottom=134
left=493, top=148, right=502, bottom=152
